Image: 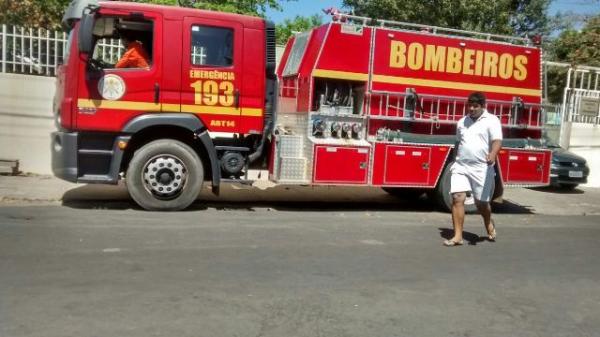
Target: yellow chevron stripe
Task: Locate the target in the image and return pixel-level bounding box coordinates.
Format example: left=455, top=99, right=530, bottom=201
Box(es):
left=77, top=99, right=263, bottom=117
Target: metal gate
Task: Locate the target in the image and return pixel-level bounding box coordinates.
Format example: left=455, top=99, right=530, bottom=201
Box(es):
left=558, top=63, right=600, bottom=125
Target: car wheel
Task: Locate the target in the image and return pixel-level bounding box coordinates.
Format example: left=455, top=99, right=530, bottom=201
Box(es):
left=126, top=139, right=204, bottom=211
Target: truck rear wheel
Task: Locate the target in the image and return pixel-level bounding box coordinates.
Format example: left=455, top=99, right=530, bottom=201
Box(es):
left=433, top=162, right=494, bottom=214
left=126, top=139, right=204, bottom=211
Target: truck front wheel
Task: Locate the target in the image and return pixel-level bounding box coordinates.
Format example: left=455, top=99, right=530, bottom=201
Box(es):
left=126, top=139, right=204, bottom=211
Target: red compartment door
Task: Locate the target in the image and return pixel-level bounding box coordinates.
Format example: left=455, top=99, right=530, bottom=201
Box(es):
left=501, top=150, right=548, bottom=184
left=313, top=146, right=369, bottom=184
left=384, top=145, right=432, bottom=185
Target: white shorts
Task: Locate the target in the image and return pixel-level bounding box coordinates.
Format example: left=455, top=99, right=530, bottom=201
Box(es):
left=450, top=162, right=495, bottom=202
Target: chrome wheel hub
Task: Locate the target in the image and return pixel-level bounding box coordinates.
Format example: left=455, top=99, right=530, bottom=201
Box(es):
left=142, top=155, right=187, bottom=199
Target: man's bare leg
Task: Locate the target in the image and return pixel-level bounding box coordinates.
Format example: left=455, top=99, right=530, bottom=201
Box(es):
left=475, top=200, right=495, bottom=238
left=450, top=192, right=467, bottom=242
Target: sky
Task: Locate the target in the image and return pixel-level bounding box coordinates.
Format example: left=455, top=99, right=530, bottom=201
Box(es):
left=265, top=0, right=600, bottom=24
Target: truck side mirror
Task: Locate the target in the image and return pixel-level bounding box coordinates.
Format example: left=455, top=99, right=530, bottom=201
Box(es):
left=78, top=13, right=95, bottom=54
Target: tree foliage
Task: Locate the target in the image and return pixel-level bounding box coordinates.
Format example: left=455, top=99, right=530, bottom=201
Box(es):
left=549, top=15, right=600, bottom=67
left=543, top=14, right=600, bottom=103
left=145, top=0, right=286, bottom=16
left=0, top=0, right=287, bottom=29
left=0, top=0, right=71, bottom=29
left=341, top=0, right=551, bottom=37
left=275, top=14, right=322, bottom=45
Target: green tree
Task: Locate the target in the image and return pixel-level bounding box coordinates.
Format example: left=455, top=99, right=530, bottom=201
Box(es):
left=550, top=15, right=600, bottom=67
left=509, top=0, right=551, bottom=36
left=146, top=0, right=287, bottom=16
left=275, top=14, right=322, bottom=45
left=0, top=0, right=288, bottom=29
left=341, top=0, right=551, bottom=37
left=543, top=14, right=600, bottom=103
left=0, top=0, right=71, bottom=29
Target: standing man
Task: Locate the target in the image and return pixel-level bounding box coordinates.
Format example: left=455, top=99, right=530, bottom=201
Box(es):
left=444, top=92, right=502, bottom=246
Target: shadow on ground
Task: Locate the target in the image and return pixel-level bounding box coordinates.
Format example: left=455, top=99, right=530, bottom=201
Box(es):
left=492, top=199, right=534, bottom=214
left=438, top=227, right=493, bottom=246
left=61, top=183, right=534, bottom=214
left=529, top=186, right=585, bottom=195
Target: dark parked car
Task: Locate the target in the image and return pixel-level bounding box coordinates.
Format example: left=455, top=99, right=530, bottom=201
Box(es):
left=547, top=143, right=590, bottom=190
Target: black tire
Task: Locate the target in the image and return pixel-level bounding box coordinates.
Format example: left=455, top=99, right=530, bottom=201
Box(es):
left=382, top=187, right=426, bottom=199
left=433, top=162, right=495, bottom=214
left=126, top=139, right=204, bottom=211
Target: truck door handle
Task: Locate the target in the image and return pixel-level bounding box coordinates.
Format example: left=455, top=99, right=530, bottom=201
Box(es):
left=234, top=89, right=240, bottom=109
left=422, top=163, right=430, bottom=170
left=154, top=83, right=160, bottom=104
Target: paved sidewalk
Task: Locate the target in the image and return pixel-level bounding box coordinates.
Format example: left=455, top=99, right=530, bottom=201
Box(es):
left=2, top=174, right=600, bottom=215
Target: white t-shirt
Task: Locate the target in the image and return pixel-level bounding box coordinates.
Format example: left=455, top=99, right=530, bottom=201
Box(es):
left=455, top=110, right=503, bottom=166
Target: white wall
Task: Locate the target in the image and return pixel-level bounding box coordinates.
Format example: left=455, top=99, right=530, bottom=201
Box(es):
left=562, top=122, right=600, bottom=187
left=0, top=73, right=56, bottom=174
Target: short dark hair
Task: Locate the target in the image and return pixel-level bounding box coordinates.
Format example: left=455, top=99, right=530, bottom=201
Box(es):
left=467, top=92, right=486, bottom=106
left=119, top=30, right=136, bottom=42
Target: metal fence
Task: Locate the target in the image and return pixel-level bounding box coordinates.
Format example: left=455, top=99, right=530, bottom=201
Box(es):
left=0, top=24, right=67, bottom=76
left=564, top=67, right=600, bottom=125
left=546, top=61, right=600, bottom=126
left=0, top=24, right=125, bottom=77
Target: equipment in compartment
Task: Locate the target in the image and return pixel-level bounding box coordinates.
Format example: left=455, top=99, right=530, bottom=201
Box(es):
left=309, top=79, right=367, bottom=140
left=313, top=79, right=365, bottom=115
left=310, top=114, right=365, bottom=139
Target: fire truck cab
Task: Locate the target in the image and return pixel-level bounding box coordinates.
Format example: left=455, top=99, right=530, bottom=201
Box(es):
left=53, top=0, right=276, bottom=210
left=52, top=0, right=551, bottom=211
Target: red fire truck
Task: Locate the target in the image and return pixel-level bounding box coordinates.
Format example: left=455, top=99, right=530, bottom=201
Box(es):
left=52, top=0, right=551, bottom=211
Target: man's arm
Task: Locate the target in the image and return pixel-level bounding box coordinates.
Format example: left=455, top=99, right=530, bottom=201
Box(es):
left=454, top=121, right=461, bottom=161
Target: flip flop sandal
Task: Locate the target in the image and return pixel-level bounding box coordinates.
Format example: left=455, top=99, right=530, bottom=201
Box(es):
left=443, top=239, right=464, bottom=247
left=487, top=220, right=497, bottom=241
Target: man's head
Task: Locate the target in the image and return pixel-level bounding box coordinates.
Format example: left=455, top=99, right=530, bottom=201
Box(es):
left=119, top=30, right=136, bottom=45
left=467, top=91, right=486, bottom=118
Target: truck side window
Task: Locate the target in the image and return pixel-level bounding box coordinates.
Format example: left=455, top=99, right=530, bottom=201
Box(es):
left=191, top=25, right=233, bottom=67
left=91, top=17, right=153, bottom=69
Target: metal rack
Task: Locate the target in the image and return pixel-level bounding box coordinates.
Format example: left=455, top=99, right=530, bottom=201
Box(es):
left=328, top=12, right=532, bottom=46
left=367, top=91, right=544, bottom=129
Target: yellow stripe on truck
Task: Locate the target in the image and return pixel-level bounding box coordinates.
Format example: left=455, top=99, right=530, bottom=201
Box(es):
left=372, top=74, right=541, bottom=97
left=77, top=99, right=263, bottom=117
left=311, top=69, right=541, bottom=97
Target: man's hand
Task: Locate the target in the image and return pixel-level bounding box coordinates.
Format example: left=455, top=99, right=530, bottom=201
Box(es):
left=487, top=140, right=502, bottom=166
left=486, top=153, right=496, bottom=166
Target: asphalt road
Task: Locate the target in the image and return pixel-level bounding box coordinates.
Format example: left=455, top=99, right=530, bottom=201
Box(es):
left=1, top=194, right=600, bottom=337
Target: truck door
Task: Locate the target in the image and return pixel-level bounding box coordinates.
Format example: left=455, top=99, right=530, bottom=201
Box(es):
left=181, top=17, right=243, bottom=133
left=76, top=12, right=163, bottom=132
